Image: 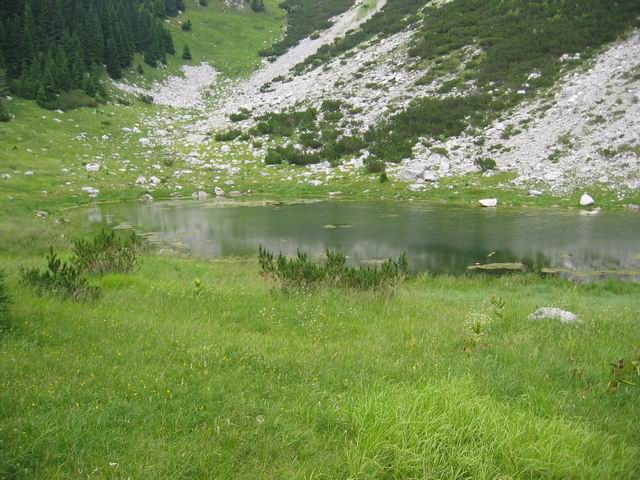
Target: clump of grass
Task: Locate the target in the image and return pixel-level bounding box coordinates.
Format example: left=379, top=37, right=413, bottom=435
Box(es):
left=72, top=230, right=142, bottom=275
left=258, top=245, right=408, bottom=291
left=343, top=377, right=639, bottom=478
left=20, top=248, right=100, bottom=302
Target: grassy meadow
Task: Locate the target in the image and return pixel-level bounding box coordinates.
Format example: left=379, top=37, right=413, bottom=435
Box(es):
left=1, top=246, right=640, bottom=478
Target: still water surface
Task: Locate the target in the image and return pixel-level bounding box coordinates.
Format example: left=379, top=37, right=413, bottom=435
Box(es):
left=83, top=199, right=640, bottom=280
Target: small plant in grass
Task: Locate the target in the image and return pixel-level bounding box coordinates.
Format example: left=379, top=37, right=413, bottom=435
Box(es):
left=258, top=245, right=408, bottom=292
left=607, top=355, right=640, bottom=392
left=182, top=45, right=192, bottom=61
left=20, top=248, right=100, bottom=301
left=463, top=308, right=492, bottom=353
left=181, top=19, right=192, bottom=31
left=379, top=171, right=389, bottom=183
left=72, top=230, right=142, bottom=275
left=0, top=269, right=11, bottom=327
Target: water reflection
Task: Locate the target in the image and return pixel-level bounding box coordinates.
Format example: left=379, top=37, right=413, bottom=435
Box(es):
left=84, top=200, right=640, bottom=281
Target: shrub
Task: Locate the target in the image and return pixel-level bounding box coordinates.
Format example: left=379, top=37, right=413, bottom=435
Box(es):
left=0, top=100, right=11, bottom=122
left=181, top=19, right=192, bottom=31
left=215, top=129, right=242, bottom=141
left=264, top=150, right=283, bottom=165
left=229, top=108, right=251, bottom=122
left=20, top=248, right=100, bottom=301
left=258, top=245, right=408, bottom=292
left=72, top=230, right=142, bottom=275
left=250, top=0, right=265, bottom=11
left=475, top=157, right=496, bottom=171
left=182, top=45, right=192, bottom=60
left=364, top=157, right=385, bottom=174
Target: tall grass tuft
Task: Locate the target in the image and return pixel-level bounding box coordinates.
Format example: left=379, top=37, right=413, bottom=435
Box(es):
left=0, top=269, right=10, bottom=327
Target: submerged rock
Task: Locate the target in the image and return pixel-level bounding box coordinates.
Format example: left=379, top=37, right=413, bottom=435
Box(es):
left=140, top=194, right=154, bottom=203
left=529, top=307, right=580, bottom=324
left=467, top=262, right=524, bottom=272
left=192, top=190, right=208, bottom=201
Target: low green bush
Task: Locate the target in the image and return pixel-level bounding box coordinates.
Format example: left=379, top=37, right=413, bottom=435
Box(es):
left=364, top=157, right=385, bottom=173
left=475, top=157, right=496, bottom=171
left=215, top=129, right=242, bottom=141
left=20, top=248, right=100, bottom=301
left=258, top=245, right=408, bottom=291
left=72, top=230, right=142, bottom=275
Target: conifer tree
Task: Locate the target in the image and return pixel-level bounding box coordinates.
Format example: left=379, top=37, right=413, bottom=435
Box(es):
left=182, top=45, right=192, bottom=60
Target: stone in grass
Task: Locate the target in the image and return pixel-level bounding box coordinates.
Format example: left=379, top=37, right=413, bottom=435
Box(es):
left=215, top=187, right=225, bottom=196
left=479, top=198, right=498, bottom=207
left=85, top=163, right=100, bottom=173
left=580, top=193, right=595, bottom=207
left=528, top=189, right=543, bottom=197
left=528, top=307, right=581, bottom=324
left=328, top=191, right=342, bottom=197
left=81, top=186, right=99, bottom=198
left=35, top=210, right=49, bottom=218
left=139, top=194, right=154, bottom=203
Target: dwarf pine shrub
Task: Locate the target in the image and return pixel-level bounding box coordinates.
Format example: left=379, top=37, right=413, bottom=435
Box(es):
left=72, top=229, right=142, bottom=275
left=20, top=248, right=100, bottom=301
left=258, top=245, right=408, bottom=291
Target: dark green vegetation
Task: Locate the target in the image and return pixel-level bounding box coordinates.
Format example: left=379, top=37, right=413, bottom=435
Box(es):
left=0, top=0, right=182, bottom=109
left=0, top=269, right=10, bottom=329
left=258, top=245, right=408, bottom=291
left=259, top=0, right=355, bottom=57
left=291, top=0, right=640, bottom=163
left=19, top=229, right=141, bottom=301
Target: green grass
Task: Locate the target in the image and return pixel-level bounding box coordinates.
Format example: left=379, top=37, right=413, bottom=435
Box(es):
left=128, top=0, right=286, bottom=81
left=1, top=248, right=639, bottom=478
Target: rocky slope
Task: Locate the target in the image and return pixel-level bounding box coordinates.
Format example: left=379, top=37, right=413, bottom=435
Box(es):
left=115, top=0, right=640, bottom=198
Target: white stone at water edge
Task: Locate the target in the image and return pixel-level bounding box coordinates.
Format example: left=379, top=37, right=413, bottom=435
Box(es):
left=479, top=198, right=498, bottom=207
left=81, top=186, right=99, bottom=198
left=580, top=193, right=595, bottom=207
left=215, top=187, right=225, bottom=196
left=528, top=307, right=581, bottom=324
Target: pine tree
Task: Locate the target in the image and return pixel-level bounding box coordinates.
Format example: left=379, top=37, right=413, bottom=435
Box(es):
left=0, top=99, right=10, bottom=122
left=0, top=67, right=9, bottom=97
left=182, top=45, right=192, bottom=60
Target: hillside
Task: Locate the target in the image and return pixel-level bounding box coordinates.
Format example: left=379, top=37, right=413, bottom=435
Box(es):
left=2, top=2, right=640, bottom=479
left=1, top=0, right=639, bottom=206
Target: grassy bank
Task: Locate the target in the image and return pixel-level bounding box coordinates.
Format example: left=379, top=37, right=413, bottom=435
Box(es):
left=1, top=249, right=639, bottom=478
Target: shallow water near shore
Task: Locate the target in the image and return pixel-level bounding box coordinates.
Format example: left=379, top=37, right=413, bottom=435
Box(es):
left=80, top=199, right=640, bottom=281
